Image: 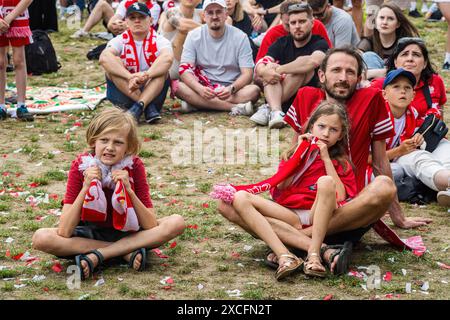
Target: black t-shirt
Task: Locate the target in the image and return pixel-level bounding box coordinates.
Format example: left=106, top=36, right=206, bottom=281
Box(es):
left=255, top=0, right=283, bottom=26
left=233, top=11, right=253, bottom=37
left=267, top=34, right=329, bottom=66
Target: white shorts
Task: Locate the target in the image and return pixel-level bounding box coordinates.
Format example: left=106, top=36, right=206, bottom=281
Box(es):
left=292, top=209, right=312, bottom=226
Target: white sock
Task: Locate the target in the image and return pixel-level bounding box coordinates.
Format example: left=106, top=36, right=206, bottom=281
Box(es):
left=410, top=2, right=417, bottom=11
left=445, top=52, right=450, bottom=63
left=421, top=2, right=429, bottom=13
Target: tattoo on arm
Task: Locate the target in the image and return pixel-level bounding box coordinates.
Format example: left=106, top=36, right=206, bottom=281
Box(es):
left=166, top=8, right=182, bottom=28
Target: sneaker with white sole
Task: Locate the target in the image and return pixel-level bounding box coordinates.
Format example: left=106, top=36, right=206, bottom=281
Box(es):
left=437, top=190, right=450, bottom=207
left=229, top=101, right=254, bottom=116
left=268, top=110, right=286, bottom=129
left=180, top=100, right=198, bottom=113
left=70, top=29, right=90, bottom=39
left=250, top=104, right=270, bottom=126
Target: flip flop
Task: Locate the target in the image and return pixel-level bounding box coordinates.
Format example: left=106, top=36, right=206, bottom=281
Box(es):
left=129, top=248, right=147, bottom=271
left=75, top=249, right=104, bottom=281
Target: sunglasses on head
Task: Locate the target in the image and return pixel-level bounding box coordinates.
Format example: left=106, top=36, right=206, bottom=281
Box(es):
left=287, top=3, right=311, bottom=13
left=397, top=37, right=425, bottom=45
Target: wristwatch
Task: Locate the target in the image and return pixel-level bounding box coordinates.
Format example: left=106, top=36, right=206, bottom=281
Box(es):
left=230, top=85, right=237, bottom=94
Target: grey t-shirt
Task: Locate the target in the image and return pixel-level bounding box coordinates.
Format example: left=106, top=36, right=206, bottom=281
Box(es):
left=326, top=7, right=360, bottom=48
left=181, top=24, right=254, bottom=86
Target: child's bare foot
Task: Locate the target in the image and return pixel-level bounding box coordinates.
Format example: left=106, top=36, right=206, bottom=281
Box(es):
left=123, top=248, right=147, bottom=271
left=320, top=242, right=353, bottom=275
left=123, top=251, right=142, bottom=271
left=75, top=250, right=104, bottom=280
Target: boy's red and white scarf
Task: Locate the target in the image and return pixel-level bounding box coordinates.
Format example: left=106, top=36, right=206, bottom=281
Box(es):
left=0, top=0, right=32, bottom=38
left=210, top=138, right=320, bottom=203
left=120, top=28, right=158, bottom=74
left=124, top=0, right=154, bottom=10
left=179, top=63, right=225, bottom=91
left=211, top=138, right=425, bottom=253
left=78, top=155, right=139, bottom=232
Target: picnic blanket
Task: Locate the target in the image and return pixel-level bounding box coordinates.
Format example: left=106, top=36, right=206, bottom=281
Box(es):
left=5, top=85, right=106, bottom=115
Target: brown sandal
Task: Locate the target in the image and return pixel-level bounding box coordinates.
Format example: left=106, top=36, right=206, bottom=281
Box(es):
left=275, top=253, right=303, bottom=281
left=304, top=253, right=326, bottom=278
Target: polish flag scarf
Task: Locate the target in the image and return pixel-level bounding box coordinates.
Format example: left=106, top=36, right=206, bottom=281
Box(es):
left=0, top=0, right=32, bottom=38
left=211, top=138, right=425, bottom=253
left=210, top=138, right=320, bottom=203
left=78, top=155, right=139, bottom=232
left=120, top=27, right=158, bottom=74
left=386, top=105, right=419, bottom=150
left=179, top=63, right=225, bottom=91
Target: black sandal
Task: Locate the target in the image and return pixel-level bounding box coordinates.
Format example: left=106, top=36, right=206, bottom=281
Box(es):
left=320, top=241, right=353, bottom=275
left=75, top=249, right=104, bottom=280
left=264, top=249, right=279, bottom=270
left=128, top=248, right=147, bottom=271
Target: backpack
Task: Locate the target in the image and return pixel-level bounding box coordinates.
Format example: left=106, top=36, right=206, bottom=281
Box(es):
left=25, top=30, right=61, bottom=75
left=395, top=175, right=437, bottom=205
left=86, top=43, right=107, bottom=61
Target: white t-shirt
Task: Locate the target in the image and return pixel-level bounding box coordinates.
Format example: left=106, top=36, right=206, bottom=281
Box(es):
left=107, top=31, right=172, bottom=72
left=181, top=24, right=254, bottom=86
left=392, top=114, right=406, bottom=149
left=115, top=0, right=161, bottom=27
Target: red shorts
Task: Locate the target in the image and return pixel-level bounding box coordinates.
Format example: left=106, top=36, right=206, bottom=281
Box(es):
left=0, top=36, right=32, bottom=47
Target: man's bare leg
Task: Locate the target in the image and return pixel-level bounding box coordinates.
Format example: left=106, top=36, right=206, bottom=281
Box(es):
left=175, top=82, right=235, bottom=111
left=227, top=84, right=261, bottom=104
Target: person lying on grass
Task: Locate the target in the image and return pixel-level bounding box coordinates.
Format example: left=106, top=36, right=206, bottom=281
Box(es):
left=216, top=101, right=356, bottom=279
left=32, top=107, right=185, bottom=280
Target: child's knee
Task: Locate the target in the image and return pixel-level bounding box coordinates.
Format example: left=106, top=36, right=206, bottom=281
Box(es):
left=317, top=176, right=336, bottom=193
left=32, top=228, right=54, bottom=251
left=234, top=190, right=251, bottom=205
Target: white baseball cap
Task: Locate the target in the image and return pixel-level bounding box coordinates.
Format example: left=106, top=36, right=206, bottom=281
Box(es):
left=202, top=0, right=227, bottom=10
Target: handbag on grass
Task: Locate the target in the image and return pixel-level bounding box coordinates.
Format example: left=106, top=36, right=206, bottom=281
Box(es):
left=416, top=114, right=448, bottom=152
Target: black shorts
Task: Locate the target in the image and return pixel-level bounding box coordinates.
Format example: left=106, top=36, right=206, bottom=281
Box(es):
left=324, top=224, right=373, bottom=245
left=72, top=223, right=133, bottom=243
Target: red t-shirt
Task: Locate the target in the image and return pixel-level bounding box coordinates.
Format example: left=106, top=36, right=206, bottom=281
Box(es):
left=64, top=153, right=153, bottom=228
left=284, top=86, right=395, bottom=192
left=270, top=154, right=356, bottom=210
left=255, top=20, right=332, bottom=62
left=371, top=74, right=447, bottom=126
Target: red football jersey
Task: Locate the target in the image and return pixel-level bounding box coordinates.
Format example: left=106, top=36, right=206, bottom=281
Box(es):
left=284, top=86, right=395, bottom=192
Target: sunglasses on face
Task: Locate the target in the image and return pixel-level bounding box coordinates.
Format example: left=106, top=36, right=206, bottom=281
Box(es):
left=312, top=4, right=328, bottom=18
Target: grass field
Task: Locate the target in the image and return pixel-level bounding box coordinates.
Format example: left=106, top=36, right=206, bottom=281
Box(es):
left=0, top=11, right=449, bottom=300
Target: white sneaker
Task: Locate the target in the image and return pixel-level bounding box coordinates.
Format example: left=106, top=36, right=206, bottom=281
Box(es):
left=437, top=190, right=450, bottom=207
left=268, top=110, right=286, bottom=129
left=70, top=29, right=89, bottom=39
left=250, top=104, right=270, bottom=126
left=180, top=100, right=197, bottom=113
left=229, top=101, right=254, bottom=116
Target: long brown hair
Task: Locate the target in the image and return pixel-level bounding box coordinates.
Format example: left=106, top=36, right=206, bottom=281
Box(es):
left=372, top=3, right=419, bottom=57
left=283, top=101, right=352, bottom=171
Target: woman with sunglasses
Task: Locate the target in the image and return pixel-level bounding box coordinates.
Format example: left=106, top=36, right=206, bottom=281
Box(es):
left=357, top=3, right=419, bottom=80
left=371, top=37, right=450, bottom=207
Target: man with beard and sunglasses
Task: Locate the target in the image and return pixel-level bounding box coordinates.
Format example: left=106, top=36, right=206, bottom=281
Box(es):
left=251, top=3, right=329, bottom=129
left=283, top=46, right=432, bottom=233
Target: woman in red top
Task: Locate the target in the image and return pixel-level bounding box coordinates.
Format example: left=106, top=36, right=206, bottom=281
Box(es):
left=32, top=108, right=185, bottom=280
left=219, top=102, right=357, bottom=279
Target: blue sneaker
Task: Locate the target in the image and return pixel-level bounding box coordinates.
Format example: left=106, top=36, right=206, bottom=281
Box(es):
left=0, top=107, right=6, bottom=120
left=144, top=104, right=161, bottom=124
left=16, top=105, right=34, bottom=121
left=128, top=101, right=144, bottom=122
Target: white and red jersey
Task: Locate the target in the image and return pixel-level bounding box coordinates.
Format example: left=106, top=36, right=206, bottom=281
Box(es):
left=284, top=86, right=395, bottom=192
left=116, top=0, right=161, bottom=26
left=0, top=0, right=32, bottom=38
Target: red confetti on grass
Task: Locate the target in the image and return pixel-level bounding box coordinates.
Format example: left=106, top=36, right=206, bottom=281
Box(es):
left=52, top=262, right=63, bottom=273
left=169, top=241, right=177, bottom=249
left=143, top=137, right=151, bottom=142
left=437, top=262, right=450, bottom=270
left=186, top=224, right=198, bottom=229
left=2, top=172, right=9, bottom=176
left=202, top=203, right=209, bottom=208
left=162, top=286, right=172, bottom=290
left=43, top=287, right=49, bottom=292
left=12, top=253, right=24, bottom=261
left=323, top=294, right=333, bottom=300
left=231, top=252, right=240, bottom=259
left=49, top=194, right=59, bottom=200
left=383, top=272, right=392, bottom=282
left=28, top=182, right=40, bottom=188
left=2, top=154, right=7, bottom=158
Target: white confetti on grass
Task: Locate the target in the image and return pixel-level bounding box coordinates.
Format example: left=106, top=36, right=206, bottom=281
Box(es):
left=94, top=278, right=105, bottom=287
left=226, top=289, right=242, bottom=297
